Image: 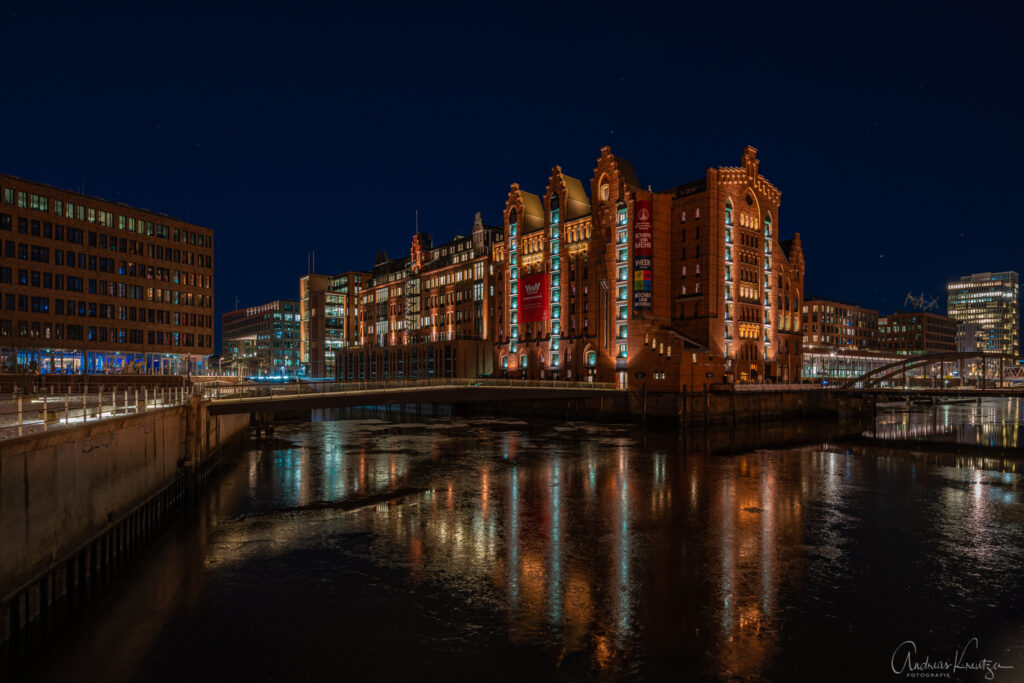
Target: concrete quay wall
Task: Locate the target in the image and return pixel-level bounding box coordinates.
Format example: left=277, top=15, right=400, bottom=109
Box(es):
left=0, top=403, right=248, bottom=643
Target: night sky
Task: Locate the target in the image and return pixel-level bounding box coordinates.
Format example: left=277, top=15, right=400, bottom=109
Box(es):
left=2, top=2, right=1021, bottom=345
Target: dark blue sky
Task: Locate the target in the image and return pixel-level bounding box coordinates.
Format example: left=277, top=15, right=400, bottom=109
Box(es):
left=2, top=2, right=1021, bottom=343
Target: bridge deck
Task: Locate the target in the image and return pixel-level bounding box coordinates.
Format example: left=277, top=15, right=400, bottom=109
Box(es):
left=204, top=379, right=623, bottom=415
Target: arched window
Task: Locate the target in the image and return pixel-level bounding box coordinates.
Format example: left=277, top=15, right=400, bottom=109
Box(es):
left=724, top=199, right=733, bottom=226
left=520, top=354, right=528, bottom=368
left=764, top=213, right=772, bottom=237
left=616, top=201, right=628, bottom=227
left=599, top=175, right=610, bottom=201
left=550, top=195, right=560, bottom=225
left=586, top=350, right=597, bottom=366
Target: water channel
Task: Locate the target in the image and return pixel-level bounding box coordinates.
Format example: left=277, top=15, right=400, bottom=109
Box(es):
left=16, top=399, right=1024, bottom=681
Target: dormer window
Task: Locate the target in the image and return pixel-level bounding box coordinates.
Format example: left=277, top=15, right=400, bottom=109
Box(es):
left=550, top=195, right=560, bottom=225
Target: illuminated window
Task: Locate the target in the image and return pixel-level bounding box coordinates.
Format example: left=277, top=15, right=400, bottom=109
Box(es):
left=599, top=178, right=610, bottom=201
left=724, top=198, right=733, bottom=225
left=550, top=195, right=560, bottom=224
left=616, top=202, right=628, bottom=226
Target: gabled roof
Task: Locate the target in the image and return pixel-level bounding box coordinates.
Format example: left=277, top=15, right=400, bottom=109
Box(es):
left=519, top=189, right=545, bottom=232
left=612, top=154, right=641, bottom=188
left=562, top=174, right=591, bottom=220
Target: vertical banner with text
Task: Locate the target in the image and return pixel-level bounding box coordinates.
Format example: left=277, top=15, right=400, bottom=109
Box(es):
left=633, top=199, right=653, bottom=311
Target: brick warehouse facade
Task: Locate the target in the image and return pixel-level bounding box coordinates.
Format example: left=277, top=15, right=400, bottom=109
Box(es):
left=0, top=174, right=214, bottom=374
left=337, top=213, right=502, bottom=380
left=492, top=146, right=804, bottom=391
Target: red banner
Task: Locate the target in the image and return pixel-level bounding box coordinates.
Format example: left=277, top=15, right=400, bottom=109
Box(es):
left=518, top=272, right=549, bottom=324
left=633, top=199, right=653, bottom=311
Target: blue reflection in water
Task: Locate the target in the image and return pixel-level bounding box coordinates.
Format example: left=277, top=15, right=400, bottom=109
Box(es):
left=508, top=465, right=520, bottom=610
left=549, top=457, right=563, bottom=625
left=615, top=448, right=631, bottom=641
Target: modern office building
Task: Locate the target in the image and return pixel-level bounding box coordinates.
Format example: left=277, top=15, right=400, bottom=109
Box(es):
left=878, top=311, right=956, bottom=355
left=337, top=213, right=502, bottom=381
left=221, top=299, right=300, bottom=376
left=946, top=271, right=1019, bottom=355
left=491, top=146, right=804, bottom=390
left=299, top=270, right=367, bottom=377
left=802, top=298, right=878, bottom=350
left=955, top=321, right=986, bottom=353
left=0, top=174, right=214, bottom=375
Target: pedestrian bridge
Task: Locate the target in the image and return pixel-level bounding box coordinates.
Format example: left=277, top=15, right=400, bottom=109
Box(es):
left=842, top=352, right=1024, bottom=390
left=199, top=378, right=624, bottom=416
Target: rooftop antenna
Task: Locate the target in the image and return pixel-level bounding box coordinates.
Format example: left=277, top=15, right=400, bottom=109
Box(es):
left=415, top=209, right=419, bottom=234
left=312, top=250, right=315, bottom=273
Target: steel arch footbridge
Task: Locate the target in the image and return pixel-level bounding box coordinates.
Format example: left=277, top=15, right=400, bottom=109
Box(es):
left=842, top=352, right=1024, bottom=390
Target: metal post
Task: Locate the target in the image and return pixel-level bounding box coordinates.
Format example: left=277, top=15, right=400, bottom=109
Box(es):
left=43, top=396, right=48, bottom=431
left=18, top=396, right=23, bottom=437
left=98, top=387, right=103, bottom=418
left=135, top=389, right=138, bottom=412
left=83, top=387, right=88, bottom=422
left=65, top=393, right=69, bottom=426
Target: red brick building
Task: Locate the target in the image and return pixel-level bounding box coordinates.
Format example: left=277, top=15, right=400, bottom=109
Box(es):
left=492, top=146, right=804, bottom=390
left=803, top=298, right=879, bottom=350
left=337, top=213, right=502, bottom=380
left=878, top=311, right=956, bottom=355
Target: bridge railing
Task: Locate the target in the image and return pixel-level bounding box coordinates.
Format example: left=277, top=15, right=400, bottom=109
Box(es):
left=200, top=377, right=619, bottom=402
left=0, top=384, right=189, bottom=442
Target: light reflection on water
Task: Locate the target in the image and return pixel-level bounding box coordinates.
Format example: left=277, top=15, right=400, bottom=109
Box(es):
left=872, top=396, right=1024, bottom=448
left=24, top=412, right=1024, bottom=682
